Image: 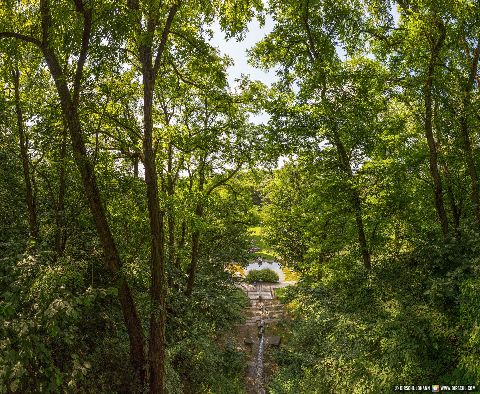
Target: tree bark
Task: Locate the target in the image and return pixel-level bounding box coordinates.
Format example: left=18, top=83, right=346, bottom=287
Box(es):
left=306, top=10, right=370, bottom=268
left=55, top=125, right=68, bottom=257
left=176, top=220, right=187, bottom=268
left=442, top=164, right=461, bottom=233
left=423, top=19, right=449, bottom=237
left=186, top=204, right=203, bottom=297
left=186, top=157, right=205, bottom=296
left=42, top=46, right=146, bottom=382
left=130, top=3, right=180, bottom=390
left=166, top=141, right=178, bottom=288
left=141, top=57, right=167, bottom=394
left=133, top=154, right=139, bottom=178
left=433, top=96, right=461, bottom=235
left=13, top=68, right=39, bottom=242
left=38, top=0, right=146, bottom=382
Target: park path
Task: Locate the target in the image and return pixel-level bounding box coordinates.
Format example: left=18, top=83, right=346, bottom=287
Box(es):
left=234, top=282, right=287, bottom=393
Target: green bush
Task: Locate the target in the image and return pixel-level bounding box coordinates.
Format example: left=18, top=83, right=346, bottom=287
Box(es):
left=245, top=268, right=279, bottom=283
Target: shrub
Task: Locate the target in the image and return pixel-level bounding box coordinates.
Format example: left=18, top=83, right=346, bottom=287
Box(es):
left=245, top=268, right=279, bottom=283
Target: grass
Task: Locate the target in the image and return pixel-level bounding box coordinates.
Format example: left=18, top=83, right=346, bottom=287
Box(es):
left=248, top=226, right=277, bottom=261
left=282, top=267, right=300, bottom=282
left=227, top=264, right=246, bottom=276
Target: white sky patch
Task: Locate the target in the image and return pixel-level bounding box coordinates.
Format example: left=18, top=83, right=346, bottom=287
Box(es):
left=391, top=4, right=400, bottom=27
left=209, top=18, right=277, bottom=126
left=209, top=17, right=277, bottom=89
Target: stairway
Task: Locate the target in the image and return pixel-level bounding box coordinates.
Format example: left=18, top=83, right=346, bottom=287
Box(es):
left=238, top=283, right=286, bottom=393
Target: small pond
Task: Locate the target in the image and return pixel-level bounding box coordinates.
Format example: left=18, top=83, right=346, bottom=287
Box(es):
left=245, top=261, right=285, bottom=282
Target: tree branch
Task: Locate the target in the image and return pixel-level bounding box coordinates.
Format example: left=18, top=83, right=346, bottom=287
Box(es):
left=168, top=56, right=204, bottom=89
left=152, top=2, right=181, bottom=78
left=72, top=1, right=93, bottom=106
left=303, top=0, right=318, bottom=62
left=206, top=164, right=242, bottom=196
left=40, top=0, right=53, bottom=46
left=0, top=32, right=41, bottom=47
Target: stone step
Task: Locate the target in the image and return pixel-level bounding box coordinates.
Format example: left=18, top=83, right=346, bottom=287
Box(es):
left=245, top=315, right=284, bottom=321
left=261, top=307, right=284, bottom=312
left=244, top=321, right=281, bottom=328
left=247, top=294, right=275, bottom=300
left=265, top=336, right=281, bottom=347
left=262, top=318, right=280, bottom=324
left=245, top=308, right=283, bottom=314
left=249, top=301, right=281, bottom=306
left=245, top=304, right=283, bottom=309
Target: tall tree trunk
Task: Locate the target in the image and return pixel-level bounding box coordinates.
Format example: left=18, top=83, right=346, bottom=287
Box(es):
left=133, top=154, right=139, bottom=178
left=186, top=204, right=203, bottom=297
left=166, top=142, right=177, bottom=288
left=175, top=220, right=187, bottom=268
left=128, top=2, right=180, bottom=389
left=423, top=19, right=449, bottom=237
left=5, top=0, right=148, bottom=385
left=186, top=160, right=205, bottom=295
left=55, top=126, right=68, bottom=257
left=331, top=128, right=371, bottom=270
left=433, top=96, right=461, bottom=235
left=141, top=57, right=167, bottom=393
left=41, top=46, right=146, bottom=384
left=459, top=42, right=480, bottom=226
left=13, top=68, right=39, bottom=242
left=442, top=164, right=461, bottom=233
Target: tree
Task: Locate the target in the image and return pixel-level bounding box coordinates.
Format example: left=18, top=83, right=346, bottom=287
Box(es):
left=251, top=0, right=383, bottom=269
left=0, top=1, right=261, bottom=391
